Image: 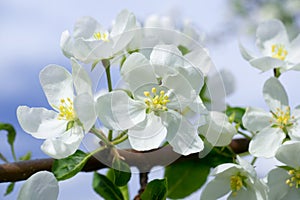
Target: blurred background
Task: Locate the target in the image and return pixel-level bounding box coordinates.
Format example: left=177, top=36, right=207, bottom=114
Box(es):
left=1, top=0, right=300, bottom=199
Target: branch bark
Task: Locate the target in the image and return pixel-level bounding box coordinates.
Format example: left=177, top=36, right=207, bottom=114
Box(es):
left=0, top=138, right=249, bottom=183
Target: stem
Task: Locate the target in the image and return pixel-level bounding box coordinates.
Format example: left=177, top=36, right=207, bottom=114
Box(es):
left=90, top=128, right=112, bottom=147
left=103, top=59, right=112, bottom=92
left=134, top=172, right=149, bottom=200
left=237, top=131, right=252, bottom=140
left=112, top=130, right=128, bottom=141
left=251, top=157, right=257, bottom=165
left=112, top=135, right=128, bottom=145
left=11, top=146, right=17, bottom=162
left=108, top=130, right=113, bottom=141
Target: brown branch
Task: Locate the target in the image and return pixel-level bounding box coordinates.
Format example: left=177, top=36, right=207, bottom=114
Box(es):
left=0, top=138, right=249, bottom=183
left=133, top=172, right=149, bottom=200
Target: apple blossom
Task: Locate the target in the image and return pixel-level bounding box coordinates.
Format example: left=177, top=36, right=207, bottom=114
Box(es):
left=17, top=59, right=96, bottom=159
left=60, top=9, right=137, bottom=64
left=243, top=77, right=300, bottom=158
left=201, top=156, right=268, bottom=200
left=267, top=142, right=300, bottom=199
left=240, top=19, right=300, bottom=74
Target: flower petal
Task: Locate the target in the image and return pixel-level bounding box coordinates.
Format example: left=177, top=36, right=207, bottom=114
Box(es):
left=162, top=110, right=204, bottom=155
left=121, top=53, right=157, bottom=91
left=150, top=44, right=183, bottom=78
left=287, top=34, right=300, bottom=64
left=110, top=9, right=137, bottom=53
left=176, top=65, right=204, bottom=94
left=74, top=93, right=96, bottom=132
left=249, top=56, right=285, bottom=72
left=73, top=16, right=104, bottom=39
left=72, top=39, right=113, bottom=63
left=199, top=111, right=236, bottom=147
left=263, top=77, right=289, bottom=111
left=162, top=71, right=197, bottom=110
left=17, top=171, right=58, bottom=200
left=249, top=127, right=285, bottom=158
left=276, top=141, right=300, bottom=168
left=228, top=187, right=256, bottom=200
left=239, top=41, right=255, bottom=61
left=71, top=58, right=92, bottom=95
left=267, top=168, right=290, bottom=200
left=41, top=125, right=84, bottom=159
left=40, top=65, right=74, bottom=108
left=96, top=91, right=146, bottom=130
left=184, top=46, right=213, bottom=76
left=242, top=107, right=273, bottom=133
left=256, top=19, right=289, bottom=54
left=200, top=177, right=231, bottom=200
left=128, top=113, right=167, bottom=151
left=60, top=30, right=73, bottom=58
left=17, top=106, right=66, bottom=139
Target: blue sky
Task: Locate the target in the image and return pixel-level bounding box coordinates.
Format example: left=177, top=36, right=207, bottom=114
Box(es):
left=1, top=0, right=300, bottom=199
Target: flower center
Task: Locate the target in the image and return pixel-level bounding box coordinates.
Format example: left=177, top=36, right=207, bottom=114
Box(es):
left=57, top=98, right=76, bottom=121
left=144, top=87, right=170, bottom=113
left=93, top=31, right=109, bottom=41
left=271, top=44, right=288, bottom=61
left=230, top=174, right=244, bottom=196
left=271, top=107, right=294, bottom=130
left=286, top=169, right=300, bottom=188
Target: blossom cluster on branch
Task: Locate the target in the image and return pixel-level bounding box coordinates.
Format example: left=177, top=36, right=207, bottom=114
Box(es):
left=2, top=9, right=300, bottom=200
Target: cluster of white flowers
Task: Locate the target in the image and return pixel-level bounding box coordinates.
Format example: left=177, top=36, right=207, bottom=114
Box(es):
left=17, top=9, right=300, bottom=200
left=17, top=9, right=235, bottom=160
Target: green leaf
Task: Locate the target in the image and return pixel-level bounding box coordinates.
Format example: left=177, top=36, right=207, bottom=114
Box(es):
left=0, top=123, right=16, bottom=146
left=107, top=169, right=130, bottom=200
left=19, top=152, right=32, bottom=161
left=112, top=157, right=131, bottom=187
left=4, top=182, right=15, bottom=196
left=0, top=123, right=17, bottom=160
left=165, top=159, right=210, bottom=199
left=93, top=172, right=124, bottom=200
left=52, top=150, right=88, bottom=181
left=177, top=45, right=190, bottom=55
left=141, top=179, right=168, bottom=200
left=0, top=153, right=8, bottom=163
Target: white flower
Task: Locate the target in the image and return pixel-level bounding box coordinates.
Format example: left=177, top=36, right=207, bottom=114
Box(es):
left=240, top=19, right=300, bottom=73
left=201, top=156, right=268, bottom=200
left=18, top=171, right=58, bottom=200
left=242, top=77, right=300, bottom=158
left=142, top=14, right=205, bottom=50
left=198, top=111, right=236, bottom=147
left=61, top=9, right=137, bottom=63
left=17, top=59, right=96, bottom=159
left=96, top=45, right=207, bottom=155
left=267, top=142, right=300, bottom=199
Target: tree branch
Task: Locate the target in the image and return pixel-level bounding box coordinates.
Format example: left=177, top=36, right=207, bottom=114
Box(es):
left=0, top=138, right=249, bottom=183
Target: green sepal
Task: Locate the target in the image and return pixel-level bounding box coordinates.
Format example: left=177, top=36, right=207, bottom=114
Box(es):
left=4, top=182, right=15, bottom=196
left=19, top=152, right=32, bottom=161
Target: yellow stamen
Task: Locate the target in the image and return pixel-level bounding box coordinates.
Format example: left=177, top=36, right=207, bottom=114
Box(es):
left=286, top=169, right=300, bottom=188
left=56, top=98, right=76, bottom=121
left=93, top=32, right=109, bottom=42
left=143, top=88, right=170, bottom=113
left=271, top=106, right=294, bottom=130
left=271, top=44, right=288, bottom=61
left=230, top=175, right=244, bottom=196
